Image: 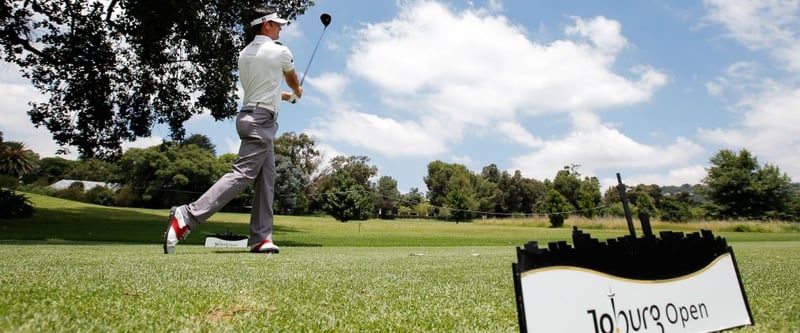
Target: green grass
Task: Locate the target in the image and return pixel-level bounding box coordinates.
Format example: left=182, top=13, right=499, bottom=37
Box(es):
left=1, top=193, right=799, bottom=332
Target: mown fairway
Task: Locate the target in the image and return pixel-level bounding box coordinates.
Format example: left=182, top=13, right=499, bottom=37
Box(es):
left=1, top=194, right=798, bottom=332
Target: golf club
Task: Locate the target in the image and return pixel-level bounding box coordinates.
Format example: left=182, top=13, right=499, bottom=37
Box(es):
left=300, top=13, right=332, bottom=86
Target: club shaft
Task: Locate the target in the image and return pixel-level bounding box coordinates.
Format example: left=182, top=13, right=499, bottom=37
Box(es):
left=300, top=27, right=328, bottom=86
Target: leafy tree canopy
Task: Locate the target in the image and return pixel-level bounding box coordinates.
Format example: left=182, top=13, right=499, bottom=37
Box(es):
left=181, top=134, right=217, bottom=156
left=275, top=131, right=322, bottom=177
left=0, top=141, right=39, bottom=178
left=374, top=175, right=400, bottom=219
left=1, top=0, right=314, bottom=159
left=701, top=149, right=793, bottom=219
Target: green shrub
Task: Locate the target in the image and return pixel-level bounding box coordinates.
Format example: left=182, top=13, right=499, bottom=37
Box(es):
left=54, top=182, right=86, bottom=202
left=0, top=174, right=19, bottom=188
left=85, top=186, right=116, bottom=206
left=17, top=183, right=57, bottom=196
left=0, top=188, right=35, bottom=218
left=114, top=184, right=141, bottom=207
left=604, top=202, right=625, bottom=217
left=541, top=189, right=571, bottom=228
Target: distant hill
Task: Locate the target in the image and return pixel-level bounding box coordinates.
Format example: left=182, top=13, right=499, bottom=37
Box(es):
left=660, top=184, right=706, bottom=203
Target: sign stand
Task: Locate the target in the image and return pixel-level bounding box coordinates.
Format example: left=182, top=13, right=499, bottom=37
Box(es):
left=512, top=173, right=754, bottom=332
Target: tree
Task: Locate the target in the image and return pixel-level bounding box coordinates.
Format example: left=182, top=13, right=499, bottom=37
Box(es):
left=472, top=175, right=498, bottom=217
left=424, top=161, right=475, bottom=208
left=628, top=184, right=662, bottom=209
left=320, top=172, right=374, bottom=222
left=481, top=164, right=501, bottom=184
left=374, top=176, right=400, bottom=219
left=116, top=143, right=223, bottom=207
left=274, top=132, right=322, bottom=178
left=518, top=176, right=547, bottom=215
left=318, top=156, right=377, bottom=222
left=0, top=141, right=39, bottom=179
left=2, top=1, right=314, bottom=158
left=787, top=187, right=800, bottom=221
left=414, top=202, right=434, bottom=217
left=329, top=156, right=376, bottom=188
left=499, top=170, right=523, bottom=214
left=660, top=195, right=692, bottom=222
left=540, top=189, right=571, bottom=227
left=181, top=134, right=217, bottom=156
left=22, top=157, right=75, bottom=184
left=274, top=154, right=309, bottom=214
left=156, top=144, right=224, bottom=207
left=444, top=172, right=477, bottom=222
left=701, top=149, right=793, bottom=219
left=400, top=188, right=426, bottom=209
left=552, top=165, right=581, bottom=209
left=576, top=176, right=602, bottom=218
left=65, top=158, right=120, bottom=182
left=424, top=161, right=461, bottom=207
left=633, top=192, right=658, bottom=219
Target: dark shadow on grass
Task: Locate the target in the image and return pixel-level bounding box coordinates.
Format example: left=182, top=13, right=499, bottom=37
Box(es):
left=0, top=206, right=308, bottom=245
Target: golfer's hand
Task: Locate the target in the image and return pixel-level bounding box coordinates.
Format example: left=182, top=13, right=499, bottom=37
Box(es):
left=282, top=91, right=300, bottom=103
left=288, top=92, right=300, bottom=104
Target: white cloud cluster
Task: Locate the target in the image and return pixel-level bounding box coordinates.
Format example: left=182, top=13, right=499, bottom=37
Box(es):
left=309, top=0, right=683, bottom=186
left=702, top=0, right=800, bottom=178
left=705, top=0, right=800, bottom=71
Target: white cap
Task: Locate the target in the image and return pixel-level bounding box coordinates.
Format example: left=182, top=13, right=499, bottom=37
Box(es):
left=250, top=12, right=288, bottom=26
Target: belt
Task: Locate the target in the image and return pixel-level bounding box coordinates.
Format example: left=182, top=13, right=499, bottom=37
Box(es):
left=240, top=102, right=273, bottom=113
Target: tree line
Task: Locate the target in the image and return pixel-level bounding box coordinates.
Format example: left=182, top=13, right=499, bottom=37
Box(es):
left=2, top=131, right=799, bottom=223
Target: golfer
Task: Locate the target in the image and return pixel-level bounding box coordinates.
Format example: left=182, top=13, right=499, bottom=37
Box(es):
left=163, top=6, right=302, bottom=254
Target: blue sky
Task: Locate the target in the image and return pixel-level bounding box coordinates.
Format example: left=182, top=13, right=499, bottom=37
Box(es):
left=2, top=0, right=800, bottom=193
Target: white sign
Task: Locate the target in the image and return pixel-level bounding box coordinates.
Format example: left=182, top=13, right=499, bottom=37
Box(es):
left=204, top=236, right=248, bottom=248
left=519, top=253, right=751, bottom=332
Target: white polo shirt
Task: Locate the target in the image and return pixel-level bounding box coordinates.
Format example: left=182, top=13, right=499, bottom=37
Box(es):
left=238, top=35, right=295, bottom=114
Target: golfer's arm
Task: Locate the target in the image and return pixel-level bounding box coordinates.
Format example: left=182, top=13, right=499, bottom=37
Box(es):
left=282, top=70, right=302, bottom=100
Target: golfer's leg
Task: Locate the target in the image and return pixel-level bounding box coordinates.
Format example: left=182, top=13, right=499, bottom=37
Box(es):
left=183, top=112, right=270, bottom=228
left=249, top=124, right=278, bottom=245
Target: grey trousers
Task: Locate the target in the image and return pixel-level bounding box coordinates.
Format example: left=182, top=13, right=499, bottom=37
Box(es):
left=183, top=107, right=278, bottom=246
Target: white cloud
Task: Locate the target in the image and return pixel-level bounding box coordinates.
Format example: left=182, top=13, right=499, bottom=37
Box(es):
left=701, top=0, right=800, bottom=179
left=510, top=112, right=704, bottom=183
left=348, top=3, right=665, bottom=116
left=706, top=81, right=724, bottom=96
left=705, top=0, right=800, bottom=71
left=311, top=1, right=667, bottom=163
left=225, top=137, right=239, bottom=155
left=308, top=109, right=448, bottom=157
left=311, top=142, right=344, bottom=178
left=565, top=16, right=629, bottom=57
left=497, top=121, right=543, bottom=148
left=486, top=0, right=503, bottom=12
left=307, top=72, right=348, bottom=100
left=121, top=136, right=164, bottom=152
left=451, top=154, right=478, bottom=168
left=0, top=67, right=78, bottom=159
left=699, top=85, right=800, bottom=175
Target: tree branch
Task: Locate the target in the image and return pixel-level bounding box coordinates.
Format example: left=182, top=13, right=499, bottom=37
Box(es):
left=0, top=30, right=56, bottom=64
left=105, top=0, right=119, bottom=25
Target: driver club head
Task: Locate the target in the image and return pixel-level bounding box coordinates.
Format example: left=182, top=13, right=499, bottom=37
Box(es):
left=321, top=13, right=331, bottom=27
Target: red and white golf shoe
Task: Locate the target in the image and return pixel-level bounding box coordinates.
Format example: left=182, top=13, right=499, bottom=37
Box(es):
left=163, top=206, right=191, bottom=254
left=250, top=239, right=280, bottom=254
